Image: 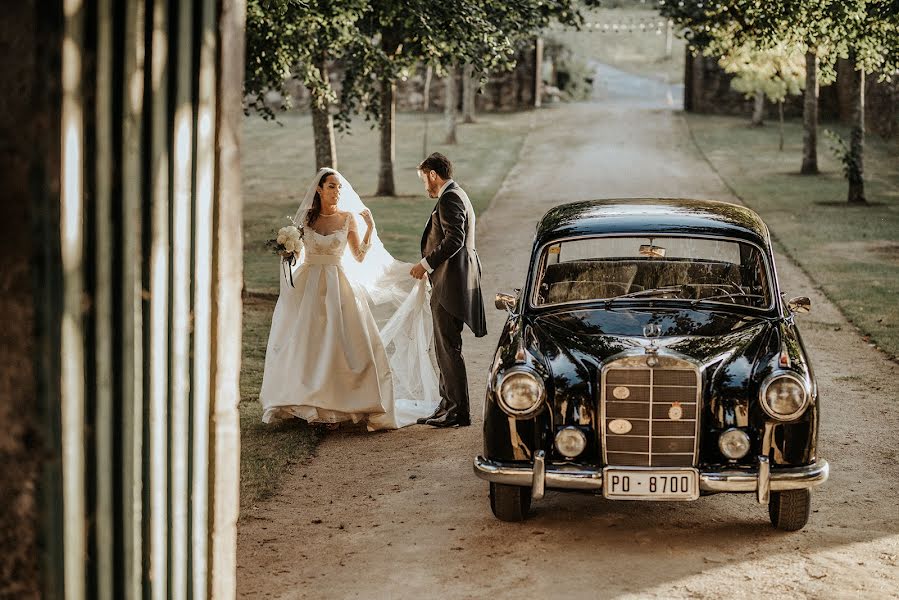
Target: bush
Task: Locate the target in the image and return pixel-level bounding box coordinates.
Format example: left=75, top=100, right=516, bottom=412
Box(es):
left=543, top=38, right=595, bottom=102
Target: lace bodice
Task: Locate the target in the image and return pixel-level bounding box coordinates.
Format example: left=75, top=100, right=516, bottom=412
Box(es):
left=303, top=211, right=371, bottom=262
left=303, top=226, right=347, bottom=256
left=303, top=217, right=350, bottom=256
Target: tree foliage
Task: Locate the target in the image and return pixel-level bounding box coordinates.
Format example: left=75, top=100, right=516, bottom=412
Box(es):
left=663, top=0, right=897, bottom=197
left=245, top=0, right=602, bottom=121
left=719, top=41, right=805, bottom=103
left=245, top=0, right=373, bottom=119
left=340, top=0, right=601, bottom=125
left=661, top=0, right=898, bottom=78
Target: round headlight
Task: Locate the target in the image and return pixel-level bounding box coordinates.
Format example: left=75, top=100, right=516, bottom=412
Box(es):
left=555, top=427, right=587, bottom=458
left=760, top=373, right=809, bottom=421
left=498, top=370, right=545, bottom=416
left=718, top=428, right=751, bottom=459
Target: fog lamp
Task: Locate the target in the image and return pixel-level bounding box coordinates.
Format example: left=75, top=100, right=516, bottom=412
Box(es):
left=718, top=428, right=751, bottom=459
left=555, top=427, right=587, bottom=458
left=760, top=373, right=809, bottom=421
left=498, top=370, right=545, bottom=416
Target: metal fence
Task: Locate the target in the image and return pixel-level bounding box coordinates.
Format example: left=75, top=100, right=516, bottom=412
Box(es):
left=46, top=0, right=245, bottom=597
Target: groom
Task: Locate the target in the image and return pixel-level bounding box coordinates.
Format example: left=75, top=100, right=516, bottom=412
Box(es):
left=410, top=153, right=487, bottom=428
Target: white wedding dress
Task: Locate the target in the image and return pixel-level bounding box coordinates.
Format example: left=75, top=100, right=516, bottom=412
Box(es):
left=259, top=169, right=439, bottom=430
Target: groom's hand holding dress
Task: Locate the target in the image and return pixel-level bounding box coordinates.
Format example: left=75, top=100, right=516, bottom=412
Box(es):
left=413, top=153, right=487, bottom=428
left=410, top=262, right=427, bottom=280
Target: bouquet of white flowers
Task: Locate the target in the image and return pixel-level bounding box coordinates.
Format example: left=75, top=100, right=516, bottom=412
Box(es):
left=266, top=219, right=304, bottom=286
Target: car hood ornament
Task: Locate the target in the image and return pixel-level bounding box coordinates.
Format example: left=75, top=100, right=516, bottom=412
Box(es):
left=643, top=323, right=661, bottom=365
left=643, top=323, right=662, bottom=338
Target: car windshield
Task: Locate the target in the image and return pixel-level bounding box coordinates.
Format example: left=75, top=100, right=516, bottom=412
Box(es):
left=532, top=236, right=773, bottom=310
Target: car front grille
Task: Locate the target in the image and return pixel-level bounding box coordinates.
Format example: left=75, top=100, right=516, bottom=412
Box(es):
left=601, top=354, right=700, bottom=467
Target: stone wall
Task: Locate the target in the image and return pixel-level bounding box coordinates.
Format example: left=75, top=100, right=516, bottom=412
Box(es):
left=684, top=49, right=898, bottom=138
left=684, top=49, right=806, bottom=119
left=393, top=50, right=537, bottom=113
left=833, top=58, right=898, bottom=139
left=865, top=74, right=898, bottom=139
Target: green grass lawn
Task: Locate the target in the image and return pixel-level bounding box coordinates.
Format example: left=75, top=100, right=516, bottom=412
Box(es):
left=239, top=294, right=327, bottom=511
left=238, top=110, right=533, bottom=512
left=686, top=113, right=899, bottom=358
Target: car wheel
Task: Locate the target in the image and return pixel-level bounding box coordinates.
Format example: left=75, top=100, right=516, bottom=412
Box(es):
left=768, top=489, right=811, bottom=531
left=489, top=482, right=532, bottom=522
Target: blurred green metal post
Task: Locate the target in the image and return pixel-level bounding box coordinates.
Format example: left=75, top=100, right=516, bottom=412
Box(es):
left=38, top=0, right=244, bottom=597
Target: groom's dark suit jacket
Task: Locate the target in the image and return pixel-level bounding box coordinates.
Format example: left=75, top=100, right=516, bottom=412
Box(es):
left=421, top=181, right=487, bottom=338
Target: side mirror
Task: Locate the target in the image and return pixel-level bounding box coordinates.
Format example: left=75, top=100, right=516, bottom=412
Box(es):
left=787, top=296, right=811, bottom=314
left=495, top=291, right=518, bottom=312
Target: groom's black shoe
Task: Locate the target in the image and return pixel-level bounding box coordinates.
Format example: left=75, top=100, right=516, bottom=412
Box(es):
left=425, top=413, right=471, bottom=428
left=416, top=406, right=448, bottom=425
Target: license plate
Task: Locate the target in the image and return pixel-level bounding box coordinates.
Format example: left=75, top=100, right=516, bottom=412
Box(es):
left=603, top=468, right=699, bottom=501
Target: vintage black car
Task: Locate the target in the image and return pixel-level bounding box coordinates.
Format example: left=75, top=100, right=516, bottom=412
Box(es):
left=474, top=199, right=828, bottom=530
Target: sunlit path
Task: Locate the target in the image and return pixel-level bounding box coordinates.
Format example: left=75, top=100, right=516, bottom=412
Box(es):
left=590, top=61, right=683, bottom=109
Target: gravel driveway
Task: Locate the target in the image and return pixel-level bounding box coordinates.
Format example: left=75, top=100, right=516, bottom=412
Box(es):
left=237, top=69, right=899, bottom=599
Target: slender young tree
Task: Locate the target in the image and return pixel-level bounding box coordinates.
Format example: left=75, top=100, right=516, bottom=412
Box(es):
left=717, top=40, right=805, bottom=138
left=375, top=26, right=401, bottom=195
left=800, top=51, right=819, bottom=173
left=839, top=1, right=898, bottom=203
left=244, top=0, right=371, bottom=170
left=701, top=31, right=807, bottom=148
left=847, top=52, right=867, bottom=203
left=310, top=56, right=338, bottom=169
left=788, top=0, right=898, bottom=201
left=462, top=63, right=477, bottom=124
left=444, top=66, right=459, bottom=144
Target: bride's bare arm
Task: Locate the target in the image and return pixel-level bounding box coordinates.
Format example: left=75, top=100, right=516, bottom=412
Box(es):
left=346, top=210, right=373, bottom=262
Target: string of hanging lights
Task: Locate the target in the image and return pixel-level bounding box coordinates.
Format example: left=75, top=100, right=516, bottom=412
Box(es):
left=547, top=0, right=723, bottom=33
left=580, top=18, right=673, bottom=35
left=547, top=16, right=675, bottom=35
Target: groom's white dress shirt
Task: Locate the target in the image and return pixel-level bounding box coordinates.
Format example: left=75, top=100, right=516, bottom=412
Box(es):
left=420, top=179, right=455, bottom=274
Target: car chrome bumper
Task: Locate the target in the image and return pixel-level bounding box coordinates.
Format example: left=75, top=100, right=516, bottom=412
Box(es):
left=473, top=455, right=829, bottom=503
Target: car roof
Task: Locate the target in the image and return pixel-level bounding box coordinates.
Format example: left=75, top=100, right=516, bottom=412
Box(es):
left=534, top=198, right=771, bottom=247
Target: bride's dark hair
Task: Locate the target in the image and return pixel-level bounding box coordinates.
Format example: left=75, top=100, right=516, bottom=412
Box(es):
left=306, top=171, right=335, bottom=227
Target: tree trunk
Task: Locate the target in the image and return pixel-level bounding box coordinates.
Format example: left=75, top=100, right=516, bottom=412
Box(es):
left=684, top=46, right=695, bottom=112
left=376, top=75, right=396, bottom=196
left=444, top=66, right=458, bottom=144
left=462, top=63, right=476, bottom=124
left=847, top=60, right=866, bottom=204
left=422, top=65, right=432, bottom=159
left=311, top=102, right=336, bottom=170
left=751, top=90, right=765, bottom=126
left=778, top=101, right=785, bottom=151
left=665, top=19, right=674, bottom=59
left=534, top=37, right=544, bottom=108
left=800, top=50, right=819, bottom=174
left=310, top=59, right=336, bottom=170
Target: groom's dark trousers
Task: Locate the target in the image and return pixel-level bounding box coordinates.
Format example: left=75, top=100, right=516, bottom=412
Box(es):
left=430, top=292, right=469, bottom=418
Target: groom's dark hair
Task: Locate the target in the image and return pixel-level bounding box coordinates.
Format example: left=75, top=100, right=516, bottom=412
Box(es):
left=418, top=152, right=453, bottom=180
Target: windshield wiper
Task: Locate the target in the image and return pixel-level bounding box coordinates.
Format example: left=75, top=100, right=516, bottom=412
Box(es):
left=604, top=285, right=685, bottom=307
left=691, top=292, right=765, bottom=306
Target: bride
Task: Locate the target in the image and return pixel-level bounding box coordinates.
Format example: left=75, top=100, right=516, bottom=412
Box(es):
left=259, top=168, right=439, bottom=430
